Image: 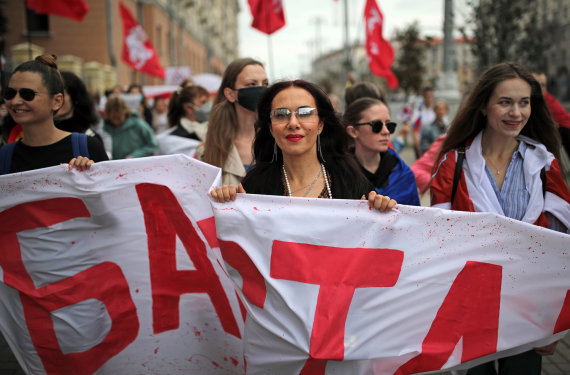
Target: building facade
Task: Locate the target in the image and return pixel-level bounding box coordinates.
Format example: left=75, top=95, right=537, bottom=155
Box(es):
left=1, top=0, right=239, bottom=94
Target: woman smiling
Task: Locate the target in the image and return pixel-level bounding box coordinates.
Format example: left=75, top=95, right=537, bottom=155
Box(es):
left=211, top=80, right=396, bottom=212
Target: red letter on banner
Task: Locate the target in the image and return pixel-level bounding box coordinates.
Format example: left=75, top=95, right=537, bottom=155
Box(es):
left=270, top=240, right=404, bottom=373
left=395, top=261, right=502, bottom=375
left=217, top=240, right=266, bottom=308
left=136, top=183, right=240, bottom=337
left=0, top=198, right=139, bottom=374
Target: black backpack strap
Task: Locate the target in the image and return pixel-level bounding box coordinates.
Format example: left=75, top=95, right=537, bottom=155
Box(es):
left=71, top=132, right=90, bottom=158
left=540, top=167, right=546, bottom=197
left=0, top=142, right=18, bottom=175
left=450, top=147, right=466, bottom=206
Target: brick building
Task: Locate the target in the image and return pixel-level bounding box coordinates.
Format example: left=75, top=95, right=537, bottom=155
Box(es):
left=1, top=0, right=239, bottom=94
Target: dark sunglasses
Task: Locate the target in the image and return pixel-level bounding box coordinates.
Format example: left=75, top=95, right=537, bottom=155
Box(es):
left=353, top=120, right=397, bottom=134
left=3, top=87, right=44, bottom=101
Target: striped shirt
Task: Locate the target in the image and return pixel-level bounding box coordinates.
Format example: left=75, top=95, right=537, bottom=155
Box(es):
left=485, top=141, right=565, bottom=232
left=484, top=141, right=528, bottom=221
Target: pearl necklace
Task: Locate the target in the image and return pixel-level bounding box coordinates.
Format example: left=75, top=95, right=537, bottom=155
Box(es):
left=282, top=163, right=332, bottom=199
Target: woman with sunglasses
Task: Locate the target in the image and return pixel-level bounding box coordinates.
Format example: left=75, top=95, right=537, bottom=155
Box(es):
left=211, top=80, right=396, bottom=212
left=0, top=54, right=108, bottom=175
left=197, top=58, right=269, bottom=185
left=431, top=62, right=569, bottom=375
left=343, top=97, right=420, bottom=206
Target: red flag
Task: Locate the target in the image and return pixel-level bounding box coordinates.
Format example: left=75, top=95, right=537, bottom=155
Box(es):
left=26, top=0, right=89, bottom=22
left=119, top=2, right=165, bottom=79
left=247, top=0, right=286, bottom=35
left=364, top=0, right=398, bottom=89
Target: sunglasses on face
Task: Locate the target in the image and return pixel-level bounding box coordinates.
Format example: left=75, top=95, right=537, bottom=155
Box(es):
left=353, top=120, right=397, bottom=134
left=270, top=107, right=318, bottom=125
left=3, top=87, right=44, bottom=101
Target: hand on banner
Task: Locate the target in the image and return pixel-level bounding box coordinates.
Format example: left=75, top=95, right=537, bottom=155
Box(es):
left=364, top=190, right=397, bottom=212
left=65, top=156, right=95, bottom=171
left=535, top=341, right=558, bottom=356
left=210, top=184, right=246, bottom=202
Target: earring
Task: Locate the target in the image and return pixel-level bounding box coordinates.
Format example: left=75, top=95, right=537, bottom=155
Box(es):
left=271, top=141, right=278, bottom=163
left=317, top=133, right=326, bottom=163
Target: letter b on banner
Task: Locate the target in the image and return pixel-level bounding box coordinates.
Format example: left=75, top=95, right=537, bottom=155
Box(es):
left=0, top=198, right=139, bottom=374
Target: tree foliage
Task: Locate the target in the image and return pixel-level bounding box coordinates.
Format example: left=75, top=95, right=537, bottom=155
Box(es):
left=392, top=22, right=425, bottom=95
left=461, top=0, right=553, bottom=74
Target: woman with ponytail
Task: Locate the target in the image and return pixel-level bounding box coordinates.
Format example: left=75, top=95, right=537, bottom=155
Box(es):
left=0, top=54, right=108, bottom=174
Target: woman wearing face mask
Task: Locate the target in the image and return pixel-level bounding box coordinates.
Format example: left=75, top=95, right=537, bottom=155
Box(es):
left=156, top=85, right=210, bottom=156
left=344, top=97, right=420, bottom=206
left=196, top=58, right=269, bottom=185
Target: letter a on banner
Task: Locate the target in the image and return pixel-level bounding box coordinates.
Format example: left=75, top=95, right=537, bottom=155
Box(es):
left=395, top=261, right=502, bottom=374
left=136, top=183, right=241, bottom=337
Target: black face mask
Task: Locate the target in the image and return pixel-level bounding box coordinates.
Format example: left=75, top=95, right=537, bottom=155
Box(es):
left=236, top=86, right=267, bottom=112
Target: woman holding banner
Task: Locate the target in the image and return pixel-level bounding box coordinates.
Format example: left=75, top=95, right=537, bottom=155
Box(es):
left=0, top=54, right=107, bottom=175
left=197, top=58, right=268, bottom=185
left=343, top=97, right=420, bottom=206
left=210, top=80, right=396, bottom=211
left=431, top=62, right=570, bottom=374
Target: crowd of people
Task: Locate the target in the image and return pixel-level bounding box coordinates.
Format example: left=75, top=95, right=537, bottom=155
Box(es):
left=1, top=54, right=569, bottom=374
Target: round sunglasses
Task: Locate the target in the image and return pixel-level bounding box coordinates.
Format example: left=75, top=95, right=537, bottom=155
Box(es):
left=3, top=87, right=45, bottom=102
left=353, top=120, right=397, bottom=134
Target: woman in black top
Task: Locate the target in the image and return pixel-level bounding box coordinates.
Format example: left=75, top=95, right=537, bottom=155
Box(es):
left=0, top=54, right=107, bottom=174
left=211, top=80, right=396, bottom=211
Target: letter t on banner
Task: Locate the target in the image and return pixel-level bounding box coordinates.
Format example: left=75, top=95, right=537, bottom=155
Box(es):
left=364, top=0, right=399, bottom=89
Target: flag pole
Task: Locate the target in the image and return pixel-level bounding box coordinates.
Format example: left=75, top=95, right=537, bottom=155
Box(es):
left=267, top=35, right=275, bottom=81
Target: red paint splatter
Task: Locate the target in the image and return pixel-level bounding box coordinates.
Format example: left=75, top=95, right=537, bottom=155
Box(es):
left=71, top=241, right=75, bottom=245
left=253, top=207, right=259, bottom=211
left=230, top=356, right=239, bottom=366
left=212, top=361, right=220, bottom=368
left=193, top=327, right=201, bottom=336
left=135, top=289, right=139, bottom=293
left=154, top=347, right=159, bottom=354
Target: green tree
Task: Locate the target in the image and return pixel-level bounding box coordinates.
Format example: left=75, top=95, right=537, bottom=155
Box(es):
left=392, top=22, right=425, bottom=96
left=461, top=0, right=553, bottom=74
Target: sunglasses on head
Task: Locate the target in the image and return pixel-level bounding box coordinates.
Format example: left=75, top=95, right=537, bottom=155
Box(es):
left=353, top=120, right=397, bottom=134
left=3, top=87, right=44, bottom=101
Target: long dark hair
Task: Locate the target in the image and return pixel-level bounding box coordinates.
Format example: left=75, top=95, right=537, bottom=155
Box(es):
left=244, top=80, right=371, bottom=198
left=437, top=62, right=560, bottom=162
left=55, top=71, right=98, bottom=132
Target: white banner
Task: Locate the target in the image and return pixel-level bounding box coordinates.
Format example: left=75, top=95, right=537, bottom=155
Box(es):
left=0, top=155, right=244, bottom=374
left=0, top=155, right=568, bottom=375
left=212, top=195, right=570, bottom=374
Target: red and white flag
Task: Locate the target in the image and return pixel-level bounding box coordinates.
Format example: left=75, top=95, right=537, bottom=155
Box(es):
left=119, top=2, right=165, bottom=79
left=364, top=0, right=398, bottom=89
left=26, top=0, right=89, bottom=22
left=247, top=0, right=286, bottom=35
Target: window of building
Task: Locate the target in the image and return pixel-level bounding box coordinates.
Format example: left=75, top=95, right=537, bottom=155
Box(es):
left=25, top=8, right=49, bottom=35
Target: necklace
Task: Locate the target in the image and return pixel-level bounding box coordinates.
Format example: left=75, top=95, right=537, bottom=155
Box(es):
left=483, top=154, right=511, bottom=175
left=282, top=163, right=332, bottom=199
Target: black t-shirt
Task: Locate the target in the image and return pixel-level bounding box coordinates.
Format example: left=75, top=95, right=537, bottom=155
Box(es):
left=9, top=134, right=109, bottom=173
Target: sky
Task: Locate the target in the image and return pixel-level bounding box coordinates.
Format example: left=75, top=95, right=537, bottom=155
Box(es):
left=237, top=0, right=470, bottom=81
